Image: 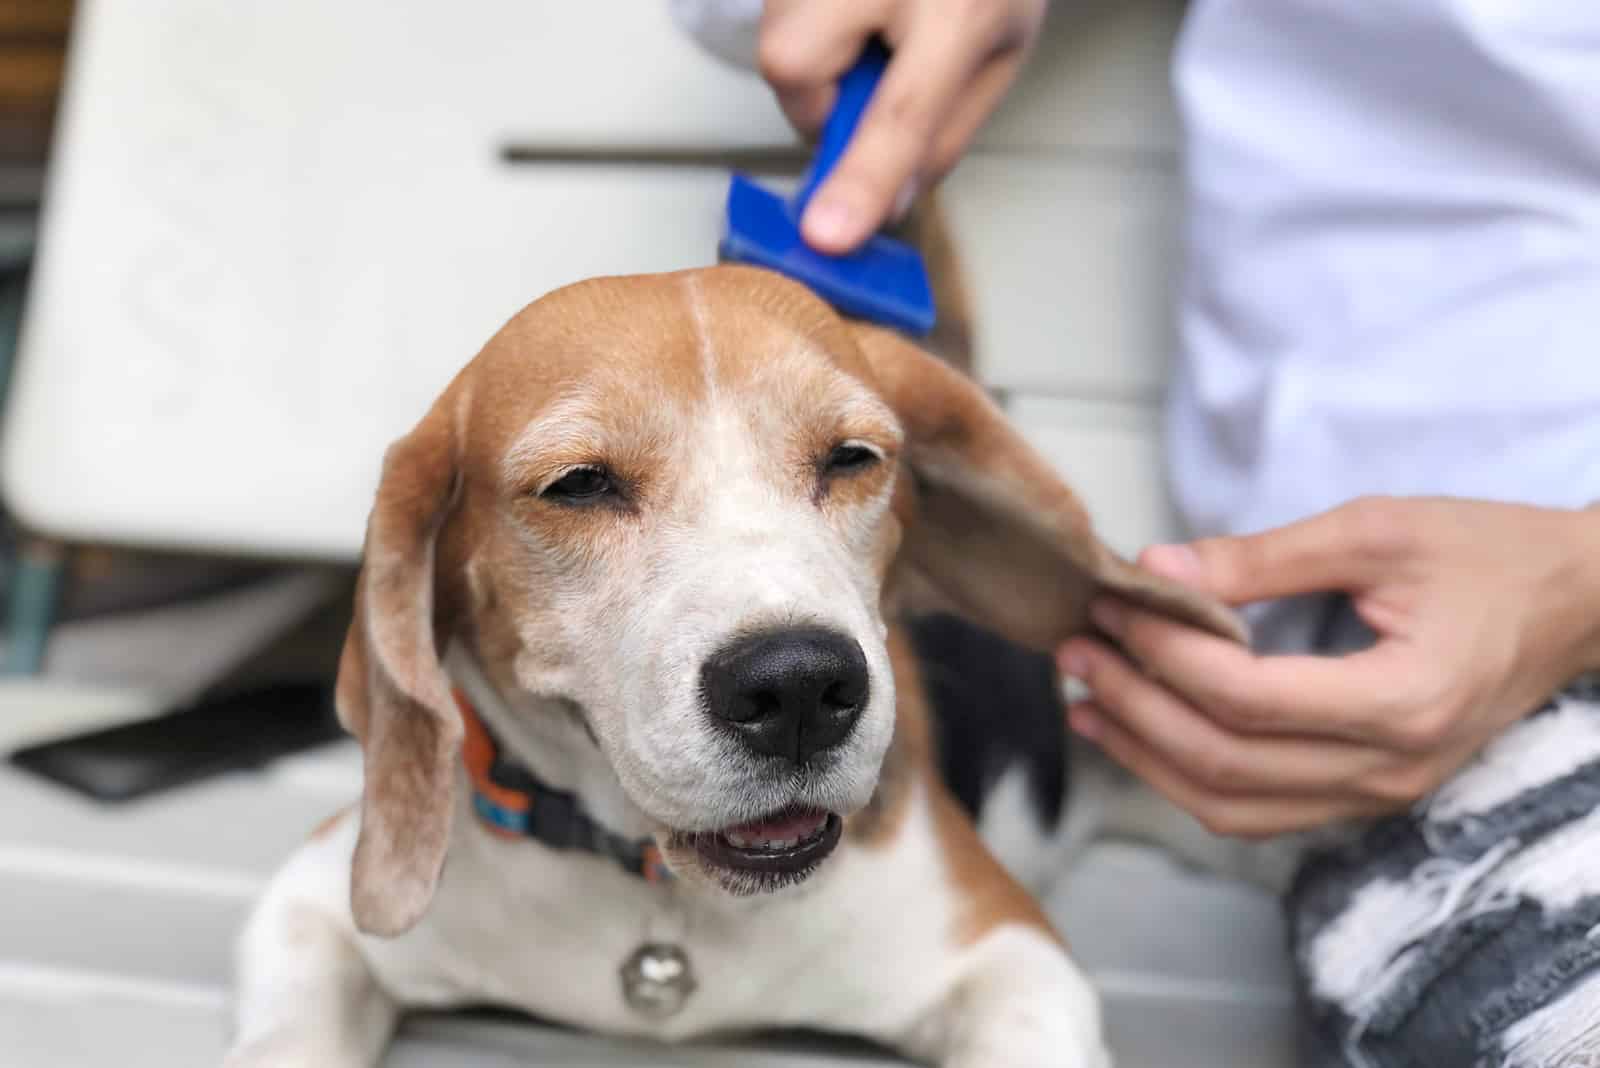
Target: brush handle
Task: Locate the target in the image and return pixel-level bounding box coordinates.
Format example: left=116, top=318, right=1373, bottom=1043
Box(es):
left=792, top=39, right=891, bottom=215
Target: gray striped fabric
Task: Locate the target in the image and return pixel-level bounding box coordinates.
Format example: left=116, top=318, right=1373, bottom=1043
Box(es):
left=1288, top=604, right=1600, bottom=1068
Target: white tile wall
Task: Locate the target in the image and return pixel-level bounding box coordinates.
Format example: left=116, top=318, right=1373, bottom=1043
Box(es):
left=1007, top=394, right=1181, bottom=557
left=950, top=159, right=1181, bottom=401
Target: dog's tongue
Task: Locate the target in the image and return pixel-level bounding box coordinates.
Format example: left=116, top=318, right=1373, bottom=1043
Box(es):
left=724, top=807, right=827, bottom=846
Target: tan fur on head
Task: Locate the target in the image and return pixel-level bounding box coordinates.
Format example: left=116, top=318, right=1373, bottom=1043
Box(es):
left=334, top=265, right=1245, bottom=938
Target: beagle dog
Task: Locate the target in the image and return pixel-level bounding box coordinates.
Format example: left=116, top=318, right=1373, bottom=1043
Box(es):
left=224, top=264, right=1247, bottom=1068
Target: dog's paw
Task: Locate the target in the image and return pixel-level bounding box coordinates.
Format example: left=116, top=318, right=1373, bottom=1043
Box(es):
left=943, top=1011, right=1113, bottom=1068
left=221, top=1037, right=360, bottom=1068
left=221, top=1045, right=297, bottom=1068
left=933, top=927, right=1114, bottom=1068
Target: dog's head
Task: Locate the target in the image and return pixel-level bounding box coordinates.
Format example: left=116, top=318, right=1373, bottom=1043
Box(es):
left=337, top=266, right=1243, bottom=936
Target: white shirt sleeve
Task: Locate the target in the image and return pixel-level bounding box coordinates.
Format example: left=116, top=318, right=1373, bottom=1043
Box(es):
left=667, top=0, right=764, bottom=71
left=1168, top=0, right=1600, bottom=554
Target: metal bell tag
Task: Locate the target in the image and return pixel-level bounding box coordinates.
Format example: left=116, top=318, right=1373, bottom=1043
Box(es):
left=620, top=942, right=697, bottom=1019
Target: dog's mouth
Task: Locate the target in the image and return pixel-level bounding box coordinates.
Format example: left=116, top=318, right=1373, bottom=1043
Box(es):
left=673, top=806, right=842, bottom=894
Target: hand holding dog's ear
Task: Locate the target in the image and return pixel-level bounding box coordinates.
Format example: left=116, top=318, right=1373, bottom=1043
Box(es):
left=848, top=322, right=1247, bottom=653
left=1060, top=497, right=1600, bottom=838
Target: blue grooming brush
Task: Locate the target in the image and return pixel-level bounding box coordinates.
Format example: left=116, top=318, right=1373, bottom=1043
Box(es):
left=720, top=40, right=936, bottom=336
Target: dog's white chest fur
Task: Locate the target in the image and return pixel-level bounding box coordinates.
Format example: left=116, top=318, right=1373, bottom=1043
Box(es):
left=242, top=775, right=1104, bottom=1063
left=354, top=784, right=949, bottom=1039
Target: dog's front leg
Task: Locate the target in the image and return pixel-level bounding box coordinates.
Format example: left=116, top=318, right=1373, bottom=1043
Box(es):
left=910, top=923, right=1113, bottom=1068
left=223, top=835, right=399, bottom=1068
left=881, top=786, right=1113, bottom=1068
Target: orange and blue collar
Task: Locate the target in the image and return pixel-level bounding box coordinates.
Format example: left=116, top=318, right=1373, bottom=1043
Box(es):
left=455, top=690, right=671, bottom=883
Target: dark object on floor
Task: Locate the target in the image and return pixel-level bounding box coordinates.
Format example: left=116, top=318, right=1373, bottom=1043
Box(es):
left=0, top=1, right=75, bottom=167
left=8, top=682, right=343, bottom=801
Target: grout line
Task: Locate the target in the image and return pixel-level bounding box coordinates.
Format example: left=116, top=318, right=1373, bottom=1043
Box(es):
left=0, top=843, right=263, bottom=901
left=1091, top=969, right=1295, bottom=1007
left=989, top=383, right=1165, bottom=409
left=1092, top=969, right=1294, bottom=1006
left=497, top=142, right=1179, bottom=172
left=0, top=959, right=228, bottom=1011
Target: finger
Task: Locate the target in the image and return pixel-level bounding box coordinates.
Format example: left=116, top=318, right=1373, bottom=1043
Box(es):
left=925, top=51, right=1025, bottom=177
left=801, top=13, right=997, bottom=252
left=1059, top=638, right=1396, bottom=796
left=775, top=85, right=837, bottom=140
left=759, top=0, right=886, bottom=89
left=1069, top=702, right=1389, bottom=838
left=1138, top=497, right=1413, bottom=606
left=1092, top=599, right=1418, bottom=744
left=759, top=0, right=886, bottom=136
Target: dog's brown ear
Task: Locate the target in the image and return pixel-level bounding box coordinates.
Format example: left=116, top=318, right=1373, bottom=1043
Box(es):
left=336, top=383, right=466, bottom=938
left=852, top=323, right=1248, bottom=651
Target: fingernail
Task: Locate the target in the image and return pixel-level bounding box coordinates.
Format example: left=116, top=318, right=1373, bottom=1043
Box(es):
left=1141, top=543, right=1202, bottom=582
left=803, top=197, right=857, bottom=250
left=1090, top=599, right=1123, bottom=637
left=1068, top=705, right=1102, bottom=741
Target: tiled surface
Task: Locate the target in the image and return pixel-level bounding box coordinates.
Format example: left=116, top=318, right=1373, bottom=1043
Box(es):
left=1007, top=395, right=1179, bottom=557
left=0, top=719, right=1297, bottom=1068
left=5, top=0, right=1183, bottom=560
left=949, top=160, right=1181, bottom=400
left=0, top=1, right=1300, bottom=1063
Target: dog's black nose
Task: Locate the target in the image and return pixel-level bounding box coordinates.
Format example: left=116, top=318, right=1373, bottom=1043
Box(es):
left=701, top=627, right=869, bottom=765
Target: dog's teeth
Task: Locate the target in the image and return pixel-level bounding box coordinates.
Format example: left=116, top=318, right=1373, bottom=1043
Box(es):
left=721, top=818, right=829, bottom=853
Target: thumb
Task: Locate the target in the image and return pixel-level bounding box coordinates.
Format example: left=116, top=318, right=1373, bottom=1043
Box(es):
left=1138, top=505, right=1390, bottom=607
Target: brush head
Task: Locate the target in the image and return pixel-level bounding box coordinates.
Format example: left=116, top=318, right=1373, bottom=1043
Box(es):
left=720, top=174, right=935, bottom=337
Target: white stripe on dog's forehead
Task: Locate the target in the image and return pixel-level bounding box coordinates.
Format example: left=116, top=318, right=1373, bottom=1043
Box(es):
left=682, top=273, right=900, bottom=439
left=500, top=279, right=902, bottom=489
left=684, top=273, right=720, bottom=404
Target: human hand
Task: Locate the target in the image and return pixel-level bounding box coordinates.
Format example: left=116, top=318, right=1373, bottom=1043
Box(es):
left=758, top=0, right=1049, bottom=253
left=1057, top=497, right=1600, bottom=838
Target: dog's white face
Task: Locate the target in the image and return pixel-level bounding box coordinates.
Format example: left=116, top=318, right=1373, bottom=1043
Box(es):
left=447, top=271, right=908, bottom=893
left=337, top=266, right=1246, bottom=936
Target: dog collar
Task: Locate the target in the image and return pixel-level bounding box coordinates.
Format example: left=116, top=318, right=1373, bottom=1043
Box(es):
left=454, top=689, right=672, bottom=883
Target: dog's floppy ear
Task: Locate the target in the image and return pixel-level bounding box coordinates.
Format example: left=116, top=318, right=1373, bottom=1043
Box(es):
left=852, top=323, right=1248, bottom=650
left=336, top=383, right=467, bottom=937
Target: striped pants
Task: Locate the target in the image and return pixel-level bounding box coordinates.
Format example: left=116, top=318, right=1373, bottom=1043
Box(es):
left=1288, top=626, right=1600, bottom=1066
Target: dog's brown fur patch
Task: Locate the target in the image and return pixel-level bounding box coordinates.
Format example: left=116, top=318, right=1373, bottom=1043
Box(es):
left=846, top=628, right=928, bottom=848
left=849, top=626, right=1064, bottom=948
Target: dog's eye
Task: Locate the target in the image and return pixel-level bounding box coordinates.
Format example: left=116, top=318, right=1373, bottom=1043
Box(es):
left=824, top=443, right=880, bottom=474
left=542, top=466, right=614, bottom=502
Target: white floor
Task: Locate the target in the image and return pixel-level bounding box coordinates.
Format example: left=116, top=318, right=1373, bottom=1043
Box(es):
left=0, top=688, right=1299, bottom=1068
